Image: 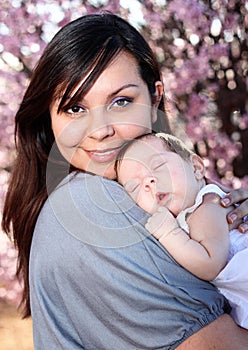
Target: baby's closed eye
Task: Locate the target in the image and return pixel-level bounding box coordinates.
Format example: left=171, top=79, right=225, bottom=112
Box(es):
left=124, top=179, right=140, bottom=193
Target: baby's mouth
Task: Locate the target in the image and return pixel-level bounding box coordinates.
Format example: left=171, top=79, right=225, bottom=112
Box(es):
left=156, top=192, right=171, bottom=206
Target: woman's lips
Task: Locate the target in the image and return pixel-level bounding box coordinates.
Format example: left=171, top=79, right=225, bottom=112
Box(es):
left=85, top=146, right=122, bottom=163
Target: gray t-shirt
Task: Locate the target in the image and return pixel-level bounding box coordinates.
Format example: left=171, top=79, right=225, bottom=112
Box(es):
left=29, top=172, right=230, bottom=349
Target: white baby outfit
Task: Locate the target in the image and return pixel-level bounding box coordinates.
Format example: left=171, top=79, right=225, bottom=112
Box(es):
left=177, top=184, right=248, bottom=329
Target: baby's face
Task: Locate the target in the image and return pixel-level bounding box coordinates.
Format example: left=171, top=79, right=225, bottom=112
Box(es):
left=118, top=137, right=200, bottom=215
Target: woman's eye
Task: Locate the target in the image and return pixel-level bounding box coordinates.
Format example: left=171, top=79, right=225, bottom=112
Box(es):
left=109, top=97, right=133, bottom=110
left=66, top=105, right=86, bottom=115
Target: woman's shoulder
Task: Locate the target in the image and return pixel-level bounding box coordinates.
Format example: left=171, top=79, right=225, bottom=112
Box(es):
left=46, top=172, right=126, bottom=216
left=35, top=171, right=149, bottom=248
left=48, top=171, right=142, bottom=219
left=52, top=172, right=125, bottom=202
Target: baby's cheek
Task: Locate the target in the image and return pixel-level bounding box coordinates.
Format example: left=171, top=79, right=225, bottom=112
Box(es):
left=137, top=193, right=157, bottom=215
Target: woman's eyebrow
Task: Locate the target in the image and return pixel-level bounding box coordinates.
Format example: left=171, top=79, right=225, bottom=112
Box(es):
left=61, top=83, right=140, bottom=108
left=109, top=83, right=139, bottom=97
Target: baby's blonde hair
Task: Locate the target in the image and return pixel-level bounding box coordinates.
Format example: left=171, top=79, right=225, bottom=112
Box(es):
left=155, top=132, right=195, bottom=162
left=115, top=132, right=196, bottom=180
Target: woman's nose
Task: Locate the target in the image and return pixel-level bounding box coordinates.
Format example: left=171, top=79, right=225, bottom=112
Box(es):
left=142, top=176, right=156, bottom=191
left=88, top=109, right=115, bottom=140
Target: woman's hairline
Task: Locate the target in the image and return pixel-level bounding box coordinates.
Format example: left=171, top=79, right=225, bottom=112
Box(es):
left=52, top=48, right=160, bottom=115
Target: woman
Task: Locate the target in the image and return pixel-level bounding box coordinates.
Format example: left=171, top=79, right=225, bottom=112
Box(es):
left=2, top=13, right=248, bottom=349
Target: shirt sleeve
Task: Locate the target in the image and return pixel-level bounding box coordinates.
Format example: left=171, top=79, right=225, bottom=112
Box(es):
left=29, top=173, right=230, bottom=350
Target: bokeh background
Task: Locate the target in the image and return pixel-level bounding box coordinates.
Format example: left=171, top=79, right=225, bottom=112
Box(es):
left=0, top=0, right=247, bottom=348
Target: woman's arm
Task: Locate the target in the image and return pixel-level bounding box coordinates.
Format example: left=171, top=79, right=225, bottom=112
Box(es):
left=177, top=314, right=248, bottom=350
left=145, top=193, right=229, bottom=280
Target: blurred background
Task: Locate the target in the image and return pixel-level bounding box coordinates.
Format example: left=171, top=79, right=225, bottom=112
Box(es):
left=0, top=0, right=247, bottom=348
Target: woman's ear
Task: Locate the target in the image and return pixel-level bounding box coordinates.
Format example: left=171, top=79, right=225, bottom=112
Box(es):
left=152, top=81, right=163, bottom=124
left=191, top=154, right=205, bottom=180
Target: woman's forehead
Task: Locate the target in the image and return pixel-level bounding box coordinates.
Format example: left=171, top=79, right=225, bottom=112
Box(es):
left=54, top=51, right=141, bottom=106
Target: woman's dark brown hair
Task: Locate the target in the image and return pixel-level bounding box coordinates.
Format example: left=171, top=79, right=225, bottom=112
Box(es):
left=2, top=12, right=169, bottom=317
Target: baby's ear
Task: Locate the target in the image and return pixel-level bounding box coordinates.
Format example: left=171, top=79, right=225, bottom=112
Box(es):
left=191, top=154, right=205, bottom=180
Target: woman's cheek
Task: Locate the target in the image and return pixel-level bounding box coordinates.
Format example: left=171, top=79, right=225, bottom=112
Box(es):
left=51, top=118, right=87, bottom=165
left=52, top=118, right=87, bottom=148
left=120, top=112, right=153, bottom=139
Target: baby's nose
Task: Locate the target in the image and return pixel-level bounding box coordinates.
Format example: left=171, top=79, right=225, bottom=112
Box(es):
left=143, top=176, right=156, bottom=191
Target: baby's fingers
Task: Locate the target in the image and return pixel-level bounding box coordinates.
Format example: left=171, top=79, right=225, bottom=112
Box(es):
left=146, top=215, right=163, bottom=235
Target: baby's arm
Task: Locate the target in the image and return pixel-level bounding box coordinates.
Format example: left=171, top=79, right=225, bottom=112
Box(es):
left=146, top=193, right=230, bottom=280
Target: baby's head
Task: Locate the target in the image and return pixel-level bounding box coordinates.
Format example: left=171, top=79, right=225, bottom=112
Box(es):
left=116, top=132, right=206, bottom=215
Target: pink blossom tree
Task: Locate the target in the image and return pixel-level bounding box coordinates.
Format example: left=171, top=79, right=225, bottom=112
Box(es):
left=141, top=0, right=248, bottom=187
left=0, top=0, right=247, bottom=305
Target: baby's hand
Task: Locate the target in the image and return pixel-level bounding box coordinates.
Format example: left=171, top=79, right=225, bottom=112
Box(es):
left=145, top=206, right=179, bottom=240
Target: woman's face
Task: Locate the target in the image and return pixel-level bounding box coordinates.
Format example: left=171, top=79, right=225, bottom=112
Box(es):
left=50, top=52, right=162, bottom=179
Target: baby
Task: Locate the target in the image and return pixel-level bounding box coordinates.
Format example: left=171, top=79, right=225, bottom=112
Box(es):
left=115, top=132, right=248, bottom=328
